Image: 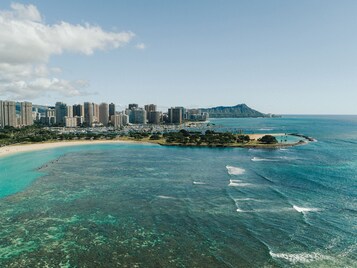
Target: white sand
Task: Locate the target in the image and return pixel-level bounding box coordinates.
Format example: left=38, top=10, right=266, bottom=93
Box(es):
left=0, top=140, right=137, bottom=158
left=248, top=133, right=286, bottom=140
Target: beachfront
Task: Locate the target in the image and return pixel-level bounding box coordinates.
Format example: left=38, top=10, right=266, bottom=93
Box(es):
left=0, top=140, right=137, bottom=158
left=0, top=132, right=308, bottom=158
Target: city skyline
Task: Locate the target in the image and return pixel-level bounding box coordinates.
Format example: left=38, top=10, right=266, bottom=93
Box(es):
left=0, top=1, right=356, bottom=114
left=0, top=98, right=211, bottom=128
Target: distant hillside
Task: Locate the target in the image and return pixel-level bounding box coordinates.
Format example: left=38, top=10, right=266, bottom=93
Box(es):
left=201, top=104, right=267, bottom=118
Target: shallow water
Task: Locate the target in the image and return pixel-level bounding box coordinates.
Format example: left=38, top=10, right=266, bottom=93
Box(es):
left=0, top=116, right=356, bottom=267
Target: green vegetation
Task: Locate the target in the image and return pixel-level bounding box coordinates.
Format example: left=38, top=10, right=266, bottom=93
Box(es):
left=0, top=126, right=300, bottom=149
left=0, top=125, right=117, bottom=146
left=258, top=135, right=278, bottom=144
left=128, top=131, right=150, bottom=140
left=162, top=130, right=241, bottom=146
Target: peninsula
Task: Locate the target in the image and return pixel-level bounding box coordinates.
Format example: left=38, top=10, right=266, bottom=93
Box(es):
left=0, top=127, right=311, bottom=158
left=128, top=130, right=309, bottom=148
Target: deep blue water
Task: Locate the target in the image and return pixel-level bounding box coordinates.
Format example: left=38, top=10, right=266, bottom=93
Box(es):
left=0, top=115, right=356, bottom=267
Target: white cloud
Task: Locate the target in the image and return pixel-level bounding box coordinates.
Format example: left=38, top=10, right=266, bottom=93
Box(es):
left=135, top=43, right=146, bottom=50
left=1, top=78, right=88, bottom=100
left=0, top=3, right=135, bottom=100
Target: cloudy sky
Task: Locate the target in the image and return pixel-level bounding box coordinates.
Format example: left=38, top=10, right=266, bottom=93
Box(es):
left=0, top=1, right=356, bottom=114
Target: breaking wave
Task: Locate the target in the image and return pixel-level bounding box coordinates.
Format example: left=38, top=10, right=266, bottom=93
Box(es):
left=293, top=205, right=321, bottom=213
left=192, top=181, right=206, bottom=185
left=251, top=157, right=278, bottom=162
left=226, top=166, right=246, bottom=175
left=270, top=251, right=333, bottom=264
left=228, top=180, right=254, bottom=187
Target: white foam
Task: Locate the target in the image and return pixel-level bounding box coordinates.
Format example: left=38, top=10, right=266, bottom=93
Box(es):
left=236, top=208, right=292, bottom=213
left=279, top=156, right=299, bottom=161
left=157, top=195, right=176, bottom=200
left=236, top=208, right=247, bottom=213
left=235, top=198, right=262, bottom=202
left=270, top=251, right=333, bottom=264
left=228, top=180, right=254, bottom=187
left=251, top=157, right=278, bottom=162
left=192, top=181, right=206, bottom=185
left=258, top=128, right=273, bottom=131
left=230, top=179, right=243, bottom=183
left=293, top=205, right=321, bottom=213
left=226, top=165, right=246, bottom=175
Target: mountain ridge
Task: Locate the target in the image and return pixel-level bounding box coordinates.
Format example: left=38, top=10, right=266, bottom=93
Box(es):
left=200, top=103, right=268, bottom=118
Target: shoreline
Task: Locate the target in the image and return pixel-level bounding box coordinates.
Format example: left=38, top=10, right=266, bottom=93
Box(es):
left=0, top=140, right=145, bottom=158
left=0, top=133, right=310, bottom=158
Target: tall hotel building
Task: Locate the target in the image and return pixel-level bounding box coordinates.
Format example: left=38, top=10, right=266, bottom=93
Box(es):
left=20, top=102, right=33, bottom=126
left=145, top=104, right=161, bottom=124
left=55, top=102, right=67, bottom=125
left=66, top=105, right=73, bottom=118
left=144, top=104, right=157, bottom=113
left=93, top=103, right=99, bottom=123
left=99, top=103, right=109, bottom=126
left=111, top=113, right=128, bottom=129
left=109, top=103, right=116, bottom=119
left=0, top=100, right=17, bottom=128
left=168, top=107, right=183, bottom=124
left=129, top=108, right=147, bottom=124
left=73, top=104, right=84, bottom=117
left=84, top=102, right=94, bottom=126
left=44, top=108, right=56, bottom=125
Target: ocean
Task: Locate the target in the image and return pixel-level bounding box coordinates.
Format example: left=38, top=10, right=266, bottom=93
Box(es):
left=0, top=115, right=356, bottom=267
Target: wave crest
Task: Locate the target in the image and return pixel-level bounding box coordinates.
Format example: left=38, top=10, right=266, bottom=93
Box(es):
left=226, top=165, right=245, bottom=175
left=293, top=205, right=321, bottom=213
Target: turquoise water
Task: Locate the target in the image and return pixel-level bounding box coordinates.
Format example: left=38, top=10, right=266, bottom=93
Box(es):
left=0, top=116, right=356, bottom=267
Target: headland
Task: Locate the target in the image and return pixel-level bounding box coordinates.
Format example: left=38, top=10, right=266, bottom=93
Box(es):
left=0, top=131, right=310, bottom=158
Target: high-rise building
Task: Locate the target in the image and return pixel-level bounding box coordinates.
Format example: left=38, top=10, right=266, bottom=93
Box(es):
left=75, top=116, right=84, bottom=126
left=0, top=101, right=5, bottom=128
left=147, top=111, right=162, bottom=124
left=66, top=105, right=73, bottom=118
left=0, top=101, right=4, bottom=128
left=93, top=103, right=99, bottom=123
left=73, top=104, right=84, bottom=117
left=64, top=116, right=77, bottom=127
left=111, top=113, right=128, bottom=129
left=144, top=104, right=157, bottom=112
left=109, top=103, right=115, bottom=118
left=129, top=108, right=147, bottom=124
left=84, top=102, right=93, bottom=126
left=0, top=101, right=17, bottom=128
left=44, top=108, right=56, bottom=125
left=99, top=103, right=109, bottom=126
left=128, top=103, right=138, bottom=110
left=122, top=113, right=129, bottom=125
left=20, top=102, right=33, bottom=126
left=46, top=108, right=55, bottom=118
left=55, top=102, right=67, bottom=125
left=144, top=104, right=157, bottom=120
left=168, top=107, right=183, bottom=124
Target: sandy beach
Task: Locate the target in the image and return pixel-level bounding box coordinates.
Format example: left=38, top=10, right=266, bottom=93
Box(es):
left=0, top=140, right=138, bottom=158
left=248, top=133, right=286, bottom=140
left=0, top=133, right=295, bottom=158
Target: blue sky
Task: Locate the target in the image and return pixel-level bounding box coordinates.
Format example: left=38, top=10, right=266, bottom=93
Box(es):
left=0, top=1, right=356, bottom=114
